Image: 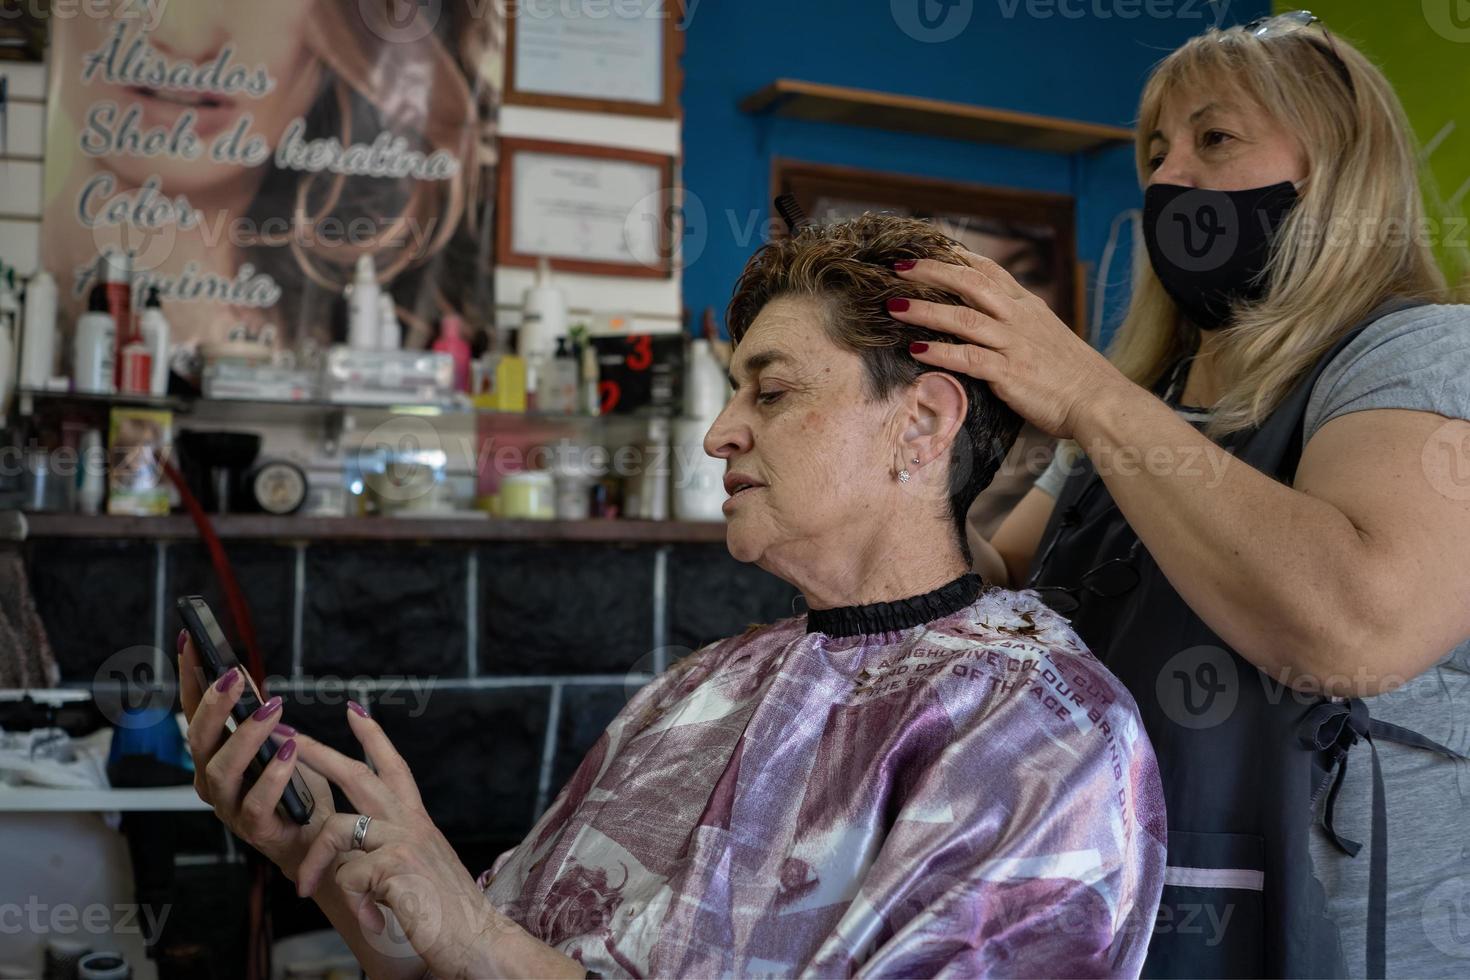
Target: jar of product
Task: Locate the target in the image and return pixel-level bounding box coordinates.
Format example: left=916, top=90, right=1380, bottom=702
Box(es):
left=500, top=470, right=554, bottom=519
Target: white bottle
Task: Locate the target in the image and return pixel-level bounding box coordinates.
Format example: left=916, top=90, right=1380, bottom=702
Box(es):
left=19, top=271, right=58, bottom=389
left=347, top=254, right=380, bottom=350
left=74, top=288, right=117, bottom=394
left=518, top=257, right=565, bottom=360
left=138, top=286, right=170, bottom=396
left=377, top=293, right=400, bottom=350
left=78, top=429, right=105, bottom=515
left=682, top=338, right=728, bottom=423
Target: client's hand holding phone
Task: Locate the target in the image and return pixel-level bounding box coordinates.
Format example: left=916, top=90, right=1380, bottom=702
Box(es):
left=177, top=596, right=330, bottom=882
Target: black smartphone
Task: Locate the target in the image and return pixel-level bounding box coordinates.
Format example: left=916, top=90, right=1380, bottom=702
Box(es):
left=176, top=595, right=314, bottom=825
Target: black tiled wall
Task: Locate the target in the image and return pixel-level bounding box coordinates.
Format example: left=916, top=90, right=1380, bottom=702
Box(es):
left=24, top=537, right=800, bottom=858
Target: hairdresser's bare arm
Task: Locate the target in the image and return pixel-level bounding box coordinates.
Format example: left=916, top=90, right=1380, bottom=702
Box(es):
left=891, top=251, right=1470, bottom=696
left=988, top=487, right=1057, bottom=588
left=1070, top=391, right=1470, bottom=696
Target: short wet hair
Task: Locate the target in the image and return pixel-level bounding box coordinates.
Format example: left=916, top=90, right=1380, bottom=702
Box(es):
left=725, top=212, right=1023, bottom=560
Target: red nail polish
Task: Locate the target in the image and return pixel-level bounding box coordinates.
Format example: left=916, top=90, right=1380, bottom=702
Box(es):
left=214, top=668, right=239, bottom=693
left=177, top=629, right=187, bottom=656
left=347, top=700, right=369, bottom=718
left=277, top=739, right=297, bottom=762
left=274, top=723, right=297, bottom=738
left=892, top=259, right=917, bottom=271
left=252, top=696, right=283, bottom=722
left=887, top=298, right=910, bottom=313
left=910, top=342, right=929, bottom=354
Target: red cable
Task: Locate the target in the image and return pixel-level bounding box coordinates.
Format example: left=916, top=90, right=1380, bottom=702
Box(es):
left=163, top=458, right=267, bottom=686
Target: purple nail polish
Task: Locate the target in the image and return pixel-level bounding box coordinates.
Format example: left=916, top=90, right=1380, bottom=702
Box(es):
left=892, top=259, right=917, bottom=271
left=273, top=723, right=297, bottom=738
left=252, top=696, right=283, bottom=722
left=214, top=668, right=239, bottom=694
left=887, top=297, right=910, bottom=313
left=347, top=699, right=369, bottom=718
left=177, top=629, right=187, bottom=656
left=277, top=739, right=297, bottom=762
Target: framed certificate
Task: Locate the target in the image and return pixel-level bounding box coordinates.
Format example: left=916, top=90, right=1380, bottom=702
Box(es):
left=497, top=138, right=676, bottom=278
left=504, top=0, right=684, bottom=118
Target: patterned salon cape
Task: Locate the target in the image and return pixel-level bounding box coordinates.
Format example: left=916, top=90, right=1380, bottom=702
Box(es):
left=479, top=586, right=1167, bottom=977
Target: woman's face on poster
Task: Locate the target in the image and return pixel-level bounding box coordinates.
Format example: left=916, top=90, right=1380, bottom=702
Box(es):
left=53, top=0, right=325, bottom=197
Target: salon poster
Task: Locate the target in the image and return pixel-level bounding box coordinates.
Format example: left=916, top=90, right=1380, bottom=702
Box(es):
left=41, top=0, right=501, bottom=350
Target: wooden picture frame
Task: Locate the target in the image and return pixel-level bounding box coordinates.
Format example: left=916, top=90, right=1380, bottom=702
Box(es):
left=497, top=137, right=676, bottom=278
left=0, top=5, right=46, bottom=62
left=504, top=0, right=685, bottom=119
left=773, top=159, right=1085, bottom=335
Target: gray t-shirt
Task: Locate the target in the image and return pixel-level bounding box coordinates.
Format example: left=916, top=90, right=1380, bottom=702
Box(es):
left=1032, top=304, right=1470, bottom=976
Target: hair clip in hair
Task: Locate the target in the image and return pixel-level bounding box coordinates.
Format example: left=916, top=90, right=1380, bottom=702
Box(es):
left=774, top=194, right=809, bottom=236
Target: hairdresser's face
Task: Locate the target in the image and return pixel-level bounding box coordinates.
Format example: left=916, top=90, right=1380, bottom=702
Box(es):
left=705, top=295, right=903, bottom=582
left=1146, top=84, right=1309, bottom=191
left=54, top=0, right=323, bottom=196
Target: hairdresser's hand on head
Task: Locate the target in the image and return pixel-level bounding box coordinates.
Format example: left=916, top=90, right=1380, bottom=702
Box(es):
left=291, top=706, right=583, bottom=979
left=888, top=250, right=1134, bottom=439
left=178, top=631, right=336, bottom=882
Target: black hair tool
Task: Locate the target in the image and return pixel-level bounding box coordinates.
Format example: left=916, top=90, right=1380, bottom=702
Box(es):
left=774, top=194, right=809, bottom=236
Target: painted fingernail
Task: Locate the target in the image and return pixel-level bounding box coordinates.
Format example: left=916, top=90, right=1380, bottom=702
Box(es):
left=892, top=260, right=916, bottom=271
left=347, top=699, right=369, bottom=718
left=214, top=668, right=239, bottom=693
left=277, top=739, right=297, bottom=762
left=273, top=723, right=297, bottom=738
left=909, top=342, right=929, bottom=354
left=177, top=629, right=187, bottom=656
left=252, top=696, right=283, bottom=722
left=887, top=298, right=910, bottom=313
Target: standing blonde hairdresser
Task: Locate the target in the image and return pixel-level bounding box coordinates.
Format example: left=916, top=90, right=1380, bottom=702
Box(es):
left=887, top=13, right=1470, bottom=978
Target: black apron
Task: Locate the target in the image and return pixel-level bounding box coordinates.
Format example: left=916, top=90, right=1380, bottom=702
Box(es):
left=1029, top=299, right=1467, bottom=978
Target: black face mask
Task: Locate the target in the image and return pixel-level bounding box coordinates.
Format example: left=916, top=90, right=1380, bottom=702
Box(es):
left=1142, top=181, right=1299, bottom=331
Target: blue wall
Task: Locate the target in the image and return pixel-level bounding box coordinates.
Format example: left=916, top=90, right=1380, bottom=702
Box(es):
left=679, top=0, right=1270, bottom=345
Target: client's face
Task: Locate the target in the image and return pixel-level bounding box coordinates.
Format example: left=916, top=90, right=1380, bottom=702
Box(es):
left=705, top=294, right=904, bottom=575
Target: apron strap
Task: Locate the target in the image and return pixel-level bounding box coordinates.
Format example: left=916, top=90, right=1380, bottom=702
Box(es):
left=1299, top=700, right=1468, bottom=979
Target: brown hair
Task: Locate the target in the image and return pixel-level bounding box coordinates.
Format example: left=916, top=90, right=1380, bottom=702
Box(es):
left=725, top=213, right=1023, bottom=559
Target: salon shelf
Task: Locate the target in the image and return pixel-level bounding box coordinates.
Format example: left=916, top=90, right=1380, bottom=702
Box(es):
left=17, top=512, right=729, bottom=544
left=740, top=79, right=1134, bottom=154
left=0, top=785, right=210, bottom=813
left=15, top=387, right=607, bottom=427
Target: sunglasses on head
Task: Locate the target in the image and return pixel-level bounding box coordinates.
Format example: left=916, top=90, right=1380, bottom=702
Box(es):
left=1236, top=9, right=1355, bottom=97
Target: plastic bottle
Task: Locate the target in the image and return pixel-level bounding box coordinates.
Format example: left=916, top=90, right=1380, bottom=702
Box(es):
left=138, top=287, right=170, bottom=396
left=377, top=293, right=400, bottom=351
left=78, top=429, right=105, bottom=515
left=518, top=257, right=565, bottom=360
left=19, top=270, right=58, bottom=389
left=102, top=250, right=133, bottom=388
left=548, top=337, right=579, bottom=414
left=683, top=337, right=728, bottom=422
left=119, top=334, right=152, bottom=395
left=74, top=286, right=117, bottom=394
left=580, top=339, right=600, bottom=416
left=431, top=315, right=471, bottom=392
left=347, top=254, right=380, bottom=350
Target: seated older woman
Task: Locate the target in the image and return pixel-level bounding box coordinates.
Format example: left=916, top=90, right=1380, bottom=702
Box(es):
left=179, top=214, right=1165, bottom=979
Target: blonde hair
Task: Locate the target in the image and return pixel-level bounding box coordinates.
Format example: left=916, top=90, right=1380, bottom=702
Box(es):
left=1109, top=24, right=1456, bottom=436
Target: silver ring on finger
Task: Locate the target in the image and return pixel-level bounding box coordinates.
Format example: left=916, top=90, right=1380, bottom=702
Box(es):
left=352, top=814, right=373, bottom=851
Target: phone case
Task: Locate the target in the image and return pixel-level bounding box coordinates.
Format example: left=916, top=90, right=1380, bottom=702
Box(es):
left=176, top=596, right=315, bottom=825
